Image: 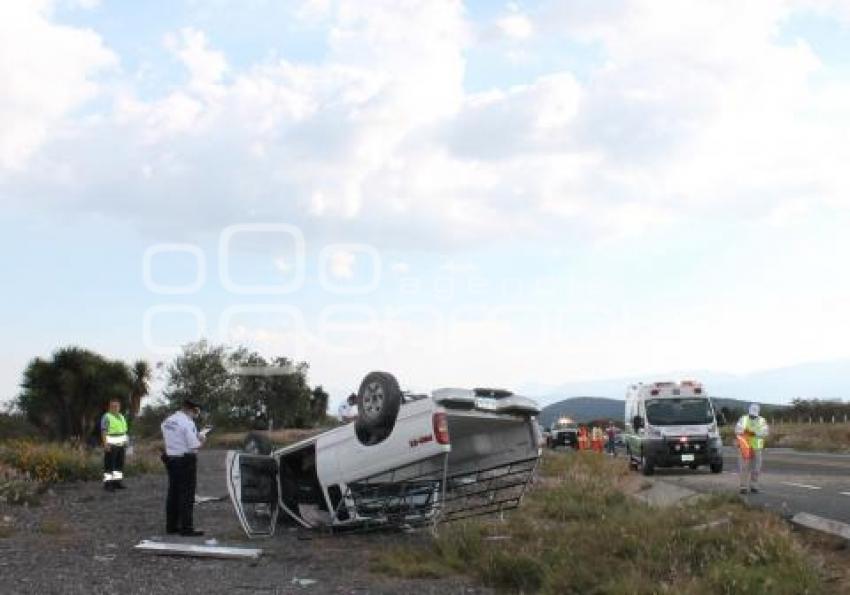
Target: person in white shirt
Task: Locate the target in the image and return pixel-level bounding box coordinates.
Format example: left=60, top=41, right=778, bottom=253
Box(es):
left=161, top=399, right=207, bottom=536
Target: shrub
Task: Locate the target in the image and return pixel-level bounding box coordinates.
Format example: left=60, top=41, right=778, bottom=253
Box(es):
left=132, top=404, right=171, bottom=439
left=0, top=440, right=163, bottom=484
left=0, top=462, right=43, bottom=505
left=373, top=452, right=825, bottom=593
left=0, top=413, right=42, bottom=441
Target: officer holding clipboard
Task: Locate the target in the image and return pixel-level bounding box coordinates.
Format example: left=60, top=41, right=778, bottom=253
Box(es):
left=160, top=399, right=211, bottom=536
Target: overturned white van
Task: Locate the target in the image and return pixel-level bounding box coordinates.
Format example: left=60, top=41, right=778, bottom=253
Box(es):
left=227, top=371, right=542, bottom=536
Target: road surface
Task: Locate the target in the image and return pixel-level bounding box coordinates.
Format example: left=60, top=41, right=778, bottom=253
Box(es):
left=650, top=446, right=850, bottom=524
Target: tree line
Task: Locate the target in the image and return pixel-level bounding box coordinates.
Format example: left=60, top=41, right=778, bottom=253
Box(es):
left=777, top=398, right=850, bottom=422
left=7, top=341, right=330, bottom=442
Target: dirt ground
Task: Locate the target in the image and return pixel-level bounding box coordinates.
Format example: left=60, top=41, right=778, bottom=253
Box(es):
left=0, top=450, right=485, bottom=595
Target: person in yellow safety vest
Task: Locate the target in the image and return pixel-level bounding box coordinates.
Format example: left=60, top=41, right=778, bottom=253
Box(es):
left=735, top=403, right=769, bottom=494
left=101, top=397, right=129, bottom=491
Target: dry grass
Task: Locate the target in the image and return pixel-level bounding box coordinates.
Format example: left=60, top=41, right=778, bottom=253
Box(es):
left=373, top=451, right=825, bottom=594
left=721, top=422, right=850, bottom=452
left=770, top=422, right=850, bottom=452
left=38, top=516, right=73, bottom=535
left=0, top=516, right=14, bottom=538
left=0, top=440, right=163, bottom=501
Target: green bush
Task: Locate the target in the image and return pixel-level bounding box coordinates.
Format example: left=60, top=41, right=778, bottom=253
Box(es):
left=0, top=440, right=162, bottom=484
left=0, top=478, right=43, bottom=506
left=0, top=413, right=42, bottom=441
left=132, top=404, right=171, bottom=439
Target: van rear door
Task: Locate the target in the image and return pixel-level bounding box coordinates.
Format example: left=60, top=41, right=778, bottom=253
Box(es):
left=226, top=451, right=279, bottom=537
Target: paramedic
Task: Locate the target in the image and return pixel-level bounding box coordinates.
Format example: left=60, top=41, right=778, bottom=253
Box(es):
left=735, top=403, right=769, bottom=494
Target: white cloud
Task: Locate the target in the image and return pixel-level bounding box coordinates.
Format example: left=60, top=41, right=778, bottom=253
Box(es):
left=0, top=0, right=115, bottom=170
left=164, top=28, right=228, bottom=94
left=496, top=13, right=534, bottom=40
left=4, top=0, right=850, bottom=250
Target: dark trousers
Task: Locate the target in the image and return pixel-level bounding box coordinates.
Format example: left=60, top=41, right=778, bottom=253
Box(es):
left=103, top=445, right=125, bottom=483
left=165, top=454, right=197, bottom=532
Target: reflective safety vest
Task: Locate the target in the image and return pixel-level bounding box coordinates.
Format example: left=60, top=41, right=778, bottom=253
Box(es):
left=105, top=413, right=128, bottom=436
left=738, top=416, right=767, bottom=450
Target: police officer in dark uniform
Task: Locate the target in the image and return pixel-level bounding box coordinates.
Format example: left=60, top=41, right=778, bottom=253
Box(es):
left=160, top=399, right=207, bottom=536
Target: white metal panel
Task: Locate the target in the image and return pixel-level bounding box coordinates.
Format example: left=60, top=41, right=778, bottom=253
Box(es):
left=134, top=540, right=262, bottom=560
left=225, top=451, right=279, bottom=537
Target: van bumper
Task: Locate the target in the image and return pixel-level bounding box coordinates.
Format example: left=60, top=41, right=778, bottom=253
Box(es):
left=643, top=438, right=723, bottom=467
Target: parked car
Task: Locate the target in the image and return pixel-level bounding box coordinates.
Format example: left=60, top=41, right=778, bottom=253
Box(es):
left=611, top=428, right=625, bottom=448
left=227, top=371, right=542, bottom=536
left=548, top=417, right=579, bottom=449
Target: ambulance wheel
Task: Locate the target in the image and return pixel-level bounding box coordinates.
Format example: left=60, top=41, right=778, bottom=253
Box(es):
left=641, top=453, right=655, bottom=476
left=244, top=431, right=273, bottom=455
left=710, top=461, right=723, bottom=474
left=355, top=371, right=402, bottom=444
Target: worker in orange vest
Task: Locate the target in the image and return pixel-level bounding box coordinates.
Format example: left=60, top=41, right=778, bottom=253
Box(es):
left=578, top=426, right=589, bottom=450
left=591, top=426, right=604, bottom=453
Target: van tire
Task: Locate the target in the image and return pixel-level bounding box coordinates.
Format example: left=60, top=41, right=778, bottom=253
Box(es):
left=355, top=371, right=402, bottom=442
left=710, top=461, right=723, bottom=474
left=244, top=431, right=273, bottom=455
left=641, top=453, right=655, bottom=476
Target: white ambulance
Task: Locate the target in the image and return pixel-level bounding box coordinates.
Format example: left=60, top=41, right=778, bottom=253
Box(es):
left=623, top=380, right=724, bottom=476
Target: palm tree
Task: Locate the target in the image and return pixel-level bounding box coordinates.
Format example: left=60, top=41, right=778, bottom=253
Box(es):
left=129, top=360, right=151, bottom=418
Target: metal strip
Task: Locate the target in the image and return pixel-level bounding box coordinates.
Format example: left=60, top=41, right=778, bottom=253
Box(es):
left=134, top=540, right=262, bottom=560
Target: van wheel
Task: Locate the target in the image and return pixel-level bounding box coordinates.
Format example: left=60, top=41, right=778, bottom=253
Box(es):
left=689, top=463, right=699, bottom=470
left=244, top=431, right=273, bottom=455
left=710, top=461, right=723, bottom=474
left=641, top=454, right=655, bottom=476
left=355, top=371, right=402, bottom=444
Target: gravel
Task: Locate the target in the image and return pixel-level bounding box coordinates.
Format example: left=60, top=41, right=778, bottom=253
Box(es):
left=0, top=450, right=484, bottom=595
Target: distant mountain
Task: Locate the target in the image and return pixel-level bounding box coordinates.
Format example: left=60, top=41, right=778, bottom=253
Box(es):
left=539, top=397, right=622, bottom=427
left=522, top=359, right=850, bottom=408
left=538, top=396, right=785, bottom=428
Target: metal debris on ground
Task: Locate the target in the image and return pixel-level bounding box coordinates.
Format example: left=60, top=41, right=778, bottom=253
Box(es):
left=195, top=494, right=227, bottom=504
left=291, top=578, right=317, bottom=587
left=134, top=539, right=263, bottom=560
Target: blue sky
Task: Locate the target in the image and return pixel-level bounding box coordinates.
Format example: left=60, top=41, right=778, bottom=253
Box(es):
left=2, top=0, right=850, bottom=407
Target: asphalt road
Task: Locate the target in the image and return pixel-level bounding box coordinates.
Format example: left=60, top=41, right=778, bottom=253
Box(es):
left=648, top=446, right=850, bottom=524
